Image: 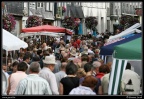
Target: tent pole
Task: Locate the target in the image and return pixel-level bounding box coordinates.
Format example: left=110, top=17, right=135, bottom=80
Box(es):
left=6, top=51, right=8, bottom=68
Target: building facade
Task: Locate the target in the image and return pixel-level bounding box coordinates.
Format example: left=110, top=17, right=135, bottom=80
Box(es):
left=3, top=2, right=24, bottom=37
left=3, top=2, right=142, bottom=37
left=81, top=2, right=107, bottom=34
left=109, top=2, right=142, bottom=33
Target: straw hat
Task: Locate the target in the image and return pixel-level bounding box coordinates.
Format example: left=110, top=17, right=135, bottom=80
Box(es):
left=81, top=51, right=88, bottom=55
left=70, top=50, right=77, bottom=56
left=65, top=49, right=70, bottom=53
left=33, top=48, right=38, bottom=52
left=43, top=55, right=57, bottom=64
left=60, top=47, right=65, bottom=51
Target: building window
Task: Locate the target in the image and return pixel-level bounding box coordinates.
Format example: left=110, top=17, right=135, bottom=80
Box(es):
left=37, top=2, right=43, bottom=8
left=49, top=2, right=51, bottom=11
left=140, top=3, right=142, bottom=8
left=29, top=2, right=35, bottom=9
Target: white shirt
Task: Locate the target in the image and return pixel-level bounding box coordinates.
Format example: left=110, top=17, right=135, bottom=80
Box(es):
left=122, top=69, right=141, bottom=95
left=39, top=67, right=59, bottom=95
left=55, top=71, right=67, bottom=89
left=69, top=86, right=96, bottom=95
left=15, top=74, right=52, bottom=95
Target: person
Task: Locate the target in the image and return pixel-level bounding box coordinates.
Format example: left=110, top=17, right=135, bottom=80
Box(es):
left=82, top=62, right=102, bottom=95
left=23, top=53, right=31, bottom=74
left=96, top=65, right=110, bottom=79
left=68, top=50, right=77, bottom=61
left=81, top=54, right=89, bottom=68
left=69, top=75, right=97, bottom=95
left=7, top=62, right=28, bottom=95
left=55, top=62, right=67, bottom=90
left=122, top=62, right=141, bottom=95
left=18, top=53, right=24, bottom=62
left=15, top=62, right=52, bottom=95
left=92, top=61, right=102, bottom=76
left=59, top=61, right=79, bottom=95
left=53, top=55, right=62, bottom=73
left=101, top=63, right=126, bottom=95
left=7, top=61, right=19, bottom=75
left=2, top=63, right=9, bottom=79
left=39, top=55, right=59, bottom=95
left=76, top=68, right=86, bottom=79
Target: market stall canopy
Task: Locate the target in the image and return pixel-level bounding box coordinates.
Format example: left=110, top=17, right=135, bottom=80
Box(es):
left=100, top=33, right=141, bottom=56
left=114, top=37, right=142, bottom=60
left=108, top=23, right=141, bottom=42
left=108, top=37, right=142, bottom=95
left=3, top=29, right=28, bottom=51
left=19, top=32, right=65, bottom=38
left=21, top=25, right=73, bottom=35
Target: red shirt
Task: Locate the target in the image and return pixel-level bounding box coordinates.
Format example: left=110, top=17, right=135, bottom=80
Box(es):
left=96, top=73, right=105, bottom=79
left=75, top=39, right=81, bottom=48
left=72, top=42, right=78, bottom=48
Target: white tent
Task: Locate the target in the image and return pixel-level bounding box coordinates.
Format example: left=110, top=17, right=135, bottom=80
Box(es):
left=108, top=23, right=141, bottom=42
left=3, top=29, right=28, bottom=51
left=19, top=32, right=65, bottom=38
left=2, top=70, right=8, bottom=95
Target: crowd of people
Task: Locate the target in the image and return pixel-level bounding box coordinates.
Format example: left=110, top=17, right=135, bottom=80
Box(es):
left=2, top=29, right=141, bottom=95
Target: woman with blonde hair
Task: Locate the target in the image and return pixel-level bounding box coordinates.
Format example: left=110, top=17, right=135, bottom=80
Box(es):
left=76, top=68, right=86, bottom=79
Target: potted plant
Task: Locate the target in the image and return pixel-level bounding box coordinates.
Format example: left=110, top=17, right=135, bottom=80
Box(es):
left=120, top=15, right=139, bottom=30
left=3, top=14, right=16, bottom=32
left=62, top=16, right=80, bottom=30
left=62, top=6, right=66, bottom=13
left=85, top=16, right=98, bottom=31
left=85, top=16, right=98, bottom=36
left=26, top=15, right=42, bottom=28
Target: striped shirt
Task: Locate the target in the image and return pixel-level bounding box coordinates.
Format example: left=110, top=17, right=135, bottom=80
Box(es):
left=15, top=74, right=52, bottom=95
left=39, top=67, right=59, bottom=95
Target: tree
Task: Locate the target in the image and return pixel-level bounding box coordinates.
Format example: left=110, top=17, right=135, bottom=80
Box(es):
left=26, top=15, right=42, bottom=28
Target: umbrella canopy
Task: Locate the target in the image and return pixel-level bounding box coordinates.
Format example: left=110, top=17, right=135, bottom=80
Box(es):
left=108, top=37, right=142, bottom=95
left=21, top=25, right=73, bottom=35
left=3, top=29, right=28, bottom=51
left=100, top=33, right=141, bottom=56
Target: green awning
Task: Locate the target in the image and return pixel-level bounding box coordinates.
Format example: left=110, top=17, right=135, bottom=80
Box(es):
left=114, top=37, right=142, bottom=60
left=108, top=37, right=142, bottom=95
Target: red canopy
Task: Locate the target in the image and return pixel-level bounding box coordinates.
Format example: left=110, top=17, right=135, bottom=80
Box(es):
left=21, top=25, right=72, bottom=35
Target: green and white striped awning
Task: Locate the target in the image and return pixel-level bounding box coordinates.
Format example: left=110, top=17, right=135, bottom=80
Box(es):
left=108, top=37, right=142, bottom=95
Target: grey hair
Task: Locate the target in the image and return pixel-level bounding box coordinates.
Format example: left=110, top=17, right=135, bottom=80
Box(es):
left=29, top=62, right=41, bottom=73
left=92, top=61, right=101, bottom=69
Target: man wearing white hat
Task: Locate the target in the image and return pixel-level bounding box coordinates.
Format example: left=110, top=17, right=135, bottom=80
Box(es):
left=39, top=55, right=59, bottom=95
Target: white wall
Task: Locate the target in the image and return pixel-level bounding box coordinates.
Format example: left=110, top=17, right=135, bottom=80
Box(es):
left=22, top=17, right=28, bottom=29
left=11, top=20, right=20, bottom=37
left=82, top=2, right=107, bottom=34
